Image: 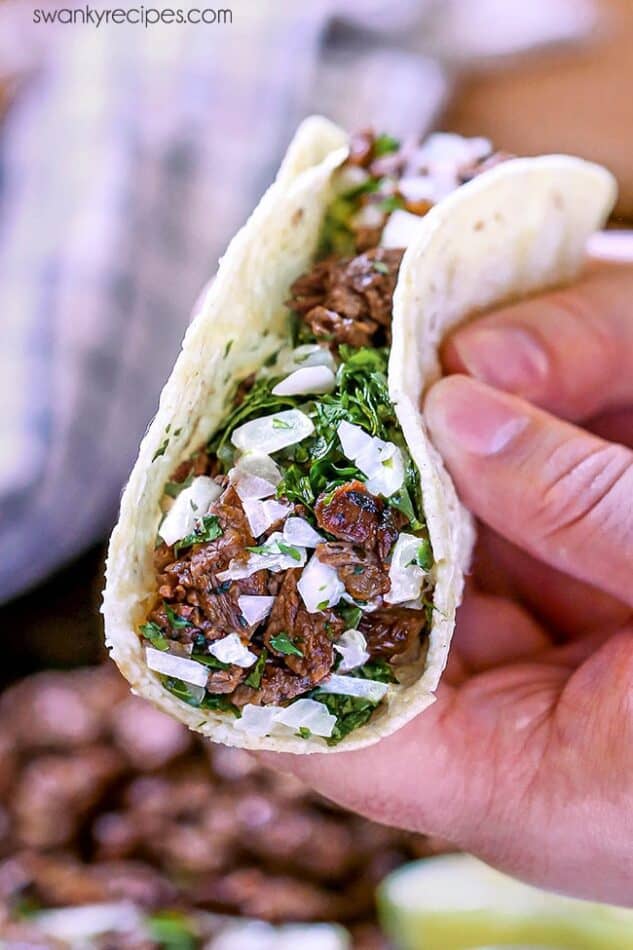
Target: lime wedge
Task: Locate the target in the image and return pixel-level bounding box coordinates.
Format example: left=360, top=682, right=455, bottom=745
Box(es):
left=377, top=854, right=633, bottom=950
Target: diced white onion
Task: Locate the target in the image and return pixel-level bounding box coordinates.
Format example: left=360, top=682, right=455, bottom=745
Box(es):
left=273, top=699, right=336, bottom=738
left=337, top=421, right=405, bottom=497
left=336, top=164, right=370, bottom=193
left=385, top=532, right=428, bottom=605
left=319, top=673, right=388, bottom=702
left=264, top=343, right=336, bottom=378
left=209, top=633, right=257, bottom=668
left=235, top=704, right=282, bottom=737
left=230, top=453, right=281, bottom=500
left=242, top=498, right=291, bottom=537
left=398, top=176, right=436, bottom=204
left=159, top=476, right=222, bottom=547
left=218, top=532, right=307, bottom=582
left=297, top=553, right=345, bottom=613
left=351, top=202, right=385, bottom=230
left=380, top=209, right=427, bottom=249
left=404, top=133, right=492, bottom=202
left=283, top=516, right=323, bottom=548
left=334, top=629, right=370, bottom=672
left=32, top=904, right=143, bottom=941
left=231, top=409, right=314, bottom=454
left=238, top=595, right=275, bottom=627
left=145, top=647, right=208, bottom=688
left=272, top=365, right=336, bottom=397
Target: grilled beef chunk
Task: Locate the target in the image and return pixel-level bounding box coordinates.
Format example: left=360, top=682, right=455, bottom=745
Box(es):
left=360, top=606, right=426, bottom=663
left=315, top=480, right=403, bottom=563
left=150, top=485, right=266, bottom=644
left=232, top=666, right=314, bottom=708
left=316, top=542, right=390, bottom=603
left=288, top=247, right=403, bottom=348
left=207, top=666, right=248, bottom=694
left=263, top=570, right=342, bottom=681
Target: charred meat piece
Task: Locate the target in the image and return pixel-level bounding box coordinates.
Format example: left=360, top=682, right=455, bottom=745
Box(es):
left=232, top=665, right=314, bottom=708
left=360, top=606, right=427, bottom=663
left=316, top=542, right=390, bottom=603
left=206, top=665, right=248, bottom=695
left=315, top=480, right=403, bottom=563
left=263, top=570, right=342, bottom=682
left=288, top=247, right=403, bottom=348
left=151, top=485, right=267, bottom=644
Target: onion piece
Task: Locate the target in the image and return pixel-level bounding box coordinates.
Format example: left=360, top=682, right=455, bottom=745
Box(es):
left=297, top=553, right=345, bottom=613
left=234, top=704, right=282, bottom=737
left=351, top=202, right=385, bottom=230
left=159, top=476, right=222, bottom=547
left=319, top=673, right=388, bottom=702
left=218, top=532, right=307, bottom=582
left=32, top=904, right=143, bottom=941
left=242, top=498, right=291, bottom=537
left=272, top=365, right=335, bottom=397
left=337, top=421, right=405, bottom=497
left=209, top=633, right=257, bottom=668
left=231, top=409, right=314, bottom=454
left=334, top=629, right=370, bottom=672
left=145, top=647, right=208, bottom=688
left=273, top=699, right=336, bottom=738
left=283, top=516, right=323, bottom=548
left=230, top=453, right=281, bottom=500
left=238, top=595, right=275, bottom=627
left=384, top=532, right=428, bottom=605
left=380, top=209, right=427, bottom=250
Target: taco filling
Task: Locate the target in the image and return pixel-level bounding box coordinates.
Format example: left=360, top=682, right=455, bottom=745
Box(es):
left=140, top=131, right=507, bottom=744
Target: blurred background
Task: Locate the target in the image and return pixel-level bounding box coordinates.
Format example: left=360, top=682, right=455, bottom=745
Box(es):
left=0, top=0, right=632, bottom=946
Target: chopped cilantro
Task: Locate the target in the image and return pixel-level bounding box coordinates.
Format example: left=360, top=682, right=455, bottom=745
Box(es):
left=162, top=676, right=203, bottom=707
left=191, top=653, right=229, bottom=670
left=373, top=260, right=389, bottom=275
left=338, top=603, right=362, bottom=630
left=353, top=658, right=397, bottom=684
left=207, top=377, right=297, bottom=469
left=224, top=339, right=234, bottom=358
left=164, top=604, right=194, bottom=629
left=317, top=599, right=329, bottom=611
left=312, top=691, right=379, bottom=745
left=173, top=514, right=222, bottom=555
left=373, top=133, right=400, bottom=156
left=416, top=538, right=433, bottom=570
left=380, top=194, right=406, bottom=213
left=277, top=541, right=302, bottom=561
left=147, top=911, right=197, bottom=950
left=140, top=621, right=170, bottom=651
left=201, top=693, right=241, bottom=717
left=297, top=726, right=312, bottom=739
left=272, top=417, right=292, bottom=430
left=245, top=649, right=267, bottom=689
left=152, top=438, right=169, bottom=462
left=270, top=632, right=304, bottom=657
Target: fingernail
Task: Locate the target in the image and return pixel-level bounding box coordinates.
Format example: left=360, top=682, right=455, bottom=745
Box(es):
left=452, top=327, right=549, bottom=396
left=425, top=376, right=529, bottom=456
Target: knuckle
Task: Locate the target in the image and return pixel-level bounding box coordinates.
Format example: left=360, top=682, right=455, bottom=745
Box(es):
left=535, top=438, right=633, bottom=541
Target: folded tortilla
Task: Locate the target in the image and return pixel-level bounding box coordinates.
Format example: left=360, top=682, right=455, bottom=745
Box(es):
left=103, top=117, right=616, bottom=753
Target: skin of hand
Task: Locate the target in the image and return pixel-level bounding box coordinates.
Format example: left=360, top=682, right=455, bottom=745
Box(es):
left=260, top=255, right=633, bottom=906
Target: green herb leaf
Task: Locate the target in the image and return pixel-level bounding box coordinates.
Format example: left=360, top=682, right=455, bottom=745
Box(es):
left=373, top=133, right=400, bottom=156
left=147, top=911, right=197, bottom=950
left=162, top=677, right=203, bottom=707
left=224, top=339, right=234, bottom=358
left=312, top=691, right=379, bottom=745
left=353, top=658, right=397, bottom=684
left=164, top=472, right=194, bottom=499
left=152, top=437, right=169, bottom=462
left=416, top=538, right=433, bottom=571
left=140, top=621, right=170, bottom=651
left=164, top=604, right=194, bottom=629
left=277, top=541, right=302, bottom=562
left=297, top=726, right=312, bottom=739
left=373, top=260, right=389, bottom=275
left=270, top=632, right=304, bottom=657
left=201, top=693, right=241, bottom=717
left=191, top=653, right=230, bottom=670
left=380, top=194, right=406, bottom=213
left=245, top=648, right=267, bottom=689
left=272, top=417, right=292, bottom=430
left=338, top=603, right=362, bottom=630
left=173, top=515, right=223, bottom=555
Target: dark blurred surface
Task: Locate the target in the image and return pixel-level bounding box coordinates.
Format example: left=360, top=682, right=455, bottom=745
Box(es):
left=0, top=662, right=445, bottom=947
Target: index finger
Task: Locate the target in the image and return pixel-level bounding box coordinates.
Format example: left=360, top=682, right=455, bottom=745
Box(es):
left=442, top=261, right=633, bottom=421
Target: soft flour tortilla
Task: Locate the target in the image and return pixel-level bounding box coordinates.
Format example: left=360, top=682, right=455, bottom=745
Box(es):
left=103, top=117, right=616, bottom=753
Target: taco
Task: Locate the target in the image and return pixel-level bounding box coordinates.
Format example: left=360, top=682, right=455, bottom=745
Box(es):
left=103, top=117, right=615, bottom=753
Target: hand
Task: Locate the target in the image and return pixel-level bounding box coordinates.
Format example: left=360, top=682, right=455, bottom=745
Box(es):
left=262, top=255, right=633, bottom=906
